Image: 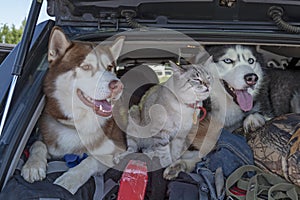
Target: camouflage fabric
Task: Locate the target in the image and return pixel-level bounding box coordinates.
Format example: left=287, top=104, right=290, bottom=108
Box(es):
left=244, top=113, right=300, bottom=187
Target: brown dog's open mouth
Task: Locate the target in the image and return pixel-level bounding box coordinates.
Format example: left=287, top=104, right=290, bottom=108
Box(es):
left=77, top=89, right=112, bottom=117
left=221, top=80, right=253, bottom=112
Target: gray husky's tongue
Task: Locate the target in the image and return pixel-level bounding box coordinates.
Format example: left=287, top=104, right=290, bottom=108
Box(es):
left=235, top=90, right=253, bottom=112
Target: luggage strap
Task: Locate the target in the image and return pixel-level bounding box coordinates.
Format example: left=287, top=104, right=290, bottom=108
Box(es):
left=185, top=167, right=225, bottom=200
left=226, top=165, right=300, bottom=200
left=16, top=159, right=118, bottom=200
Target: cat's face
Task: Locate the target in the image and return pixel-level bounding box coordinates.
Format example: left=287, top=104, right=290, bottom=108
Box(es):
left=171, top=61, right=211, bottom=103
left=185, top=65, right=211, bottom=101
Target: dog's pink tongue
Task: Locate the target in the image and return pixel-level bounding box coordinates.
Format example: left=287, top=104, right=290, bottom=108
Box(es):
left=94, top=99, right=112, bottom=111
left=235, top=90, right=253, bottom=112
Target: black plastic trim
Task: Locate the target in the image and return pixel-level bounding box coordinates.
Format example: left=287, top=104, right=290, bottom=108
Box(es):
left=0, top=20, right=54, bottom=190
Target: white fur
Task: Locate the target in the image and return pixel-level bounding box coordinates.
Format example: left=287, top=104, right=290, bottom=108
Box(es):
left=21, top=141, right=48, bottom=183
left=54, top=156, right=108, bottom=194
left=243, top=113, right=265, bottom=133
left=53, top=66, right=118, bottom=128
left=47, top=116, right=85, bottom=157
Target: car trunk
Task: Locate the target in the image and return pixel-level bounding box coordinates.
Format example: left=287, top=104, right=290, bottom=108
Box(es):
left=0, top=0, right=300, bottom=195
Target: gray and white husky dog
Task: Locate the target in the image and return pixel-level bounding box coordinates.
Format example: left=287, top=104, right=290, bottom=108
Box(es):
left=114, top=60, right=211, bottom=168
left=205, top=45, right=300, bottom=130
left=205, top=45, right=265, bottom=132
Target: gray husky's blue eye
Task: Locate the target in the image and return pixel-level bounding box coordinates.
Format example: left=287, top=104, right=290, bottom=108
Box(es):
left=223, top=58, right=233, bottom=64
left=248, top=58, right=255, bottom=64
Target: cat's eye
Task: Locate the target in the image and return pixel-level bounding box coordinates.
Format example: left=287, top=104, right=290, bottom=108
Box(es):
left=248, top=58, right=255, bottom=64
left=223, top=58, right=233, bottom=64
left=107, top=65, right=114, bottom=72
left=193, top=79, right=204, bottom=85
left=81, top=64, right=92, bottom=71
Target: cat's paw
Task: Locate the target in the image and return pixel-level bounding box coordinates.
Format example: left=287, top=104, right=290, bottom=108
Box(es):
left=113, top=151, right=131, bottom=164
left=21, top=159, right=47, bottom=183
left=143, top=149, right=156, bottom=160
left=243, top=113, right=265, bottom=133
left=163, top=160, right=187, bottom=180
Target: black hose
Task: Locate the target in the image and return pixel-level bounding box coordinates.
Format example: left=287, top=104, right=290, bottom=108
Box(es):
left=121, top=10, right=145, bottom=29
left=268, top=6, right=300, bottom=34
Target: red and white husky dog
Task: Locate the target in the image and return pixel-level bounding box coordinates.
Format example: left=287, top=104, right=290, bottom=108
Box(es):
left=21, top=26, right=126, bottom=194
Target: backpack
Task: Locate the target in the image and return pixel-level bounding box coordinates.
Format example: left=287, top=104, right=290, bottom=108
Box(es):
left=241, top=113, right=300, bottom=187
left=167, top=129, right=254, bottom=200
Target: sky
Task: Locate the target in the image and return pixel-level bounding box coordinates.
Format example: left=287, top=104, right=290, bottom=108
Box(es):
left=0, top=0, right=53, bottom=28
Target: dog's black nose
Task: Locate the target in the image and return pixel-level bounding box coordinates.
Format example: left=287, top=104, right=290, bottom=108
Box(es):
left=244, top=73, right=258, bottom=86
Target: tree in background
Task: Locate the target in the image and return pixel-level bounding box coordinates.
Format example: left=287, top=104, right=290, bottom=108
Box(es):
left=0, top=18, right=26, bottom=44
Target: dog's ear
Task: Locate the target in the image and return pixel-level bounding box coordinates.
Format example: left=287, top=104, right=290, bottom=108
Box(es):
left=109, top=36, right=125, bottom=62
left=48, top=26, right=72, bottom=63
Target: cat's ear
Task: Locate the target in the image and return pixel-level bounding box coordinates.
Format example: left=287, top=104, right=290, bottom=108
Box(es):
left=169, top=60, right=186, bottom=75
left=204, top=56, right=214, bottom=66
left=188, top=49, right=210, bottom=64
left=169, top=60, right=179, bottom=68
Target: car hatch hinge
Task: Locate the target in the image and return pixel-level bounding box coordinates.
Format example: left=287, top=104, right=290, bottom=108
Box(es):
left=98, top=12, right=119, bottom=31
left=219, top=0, right=237, bottom=8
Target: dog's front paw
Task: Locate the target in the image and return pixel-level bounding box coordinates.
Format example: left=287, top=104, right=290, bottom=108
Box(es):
left=21, top=159, right=47, bottom=183
left=54, top=171, right=84, bottom=195
left=243, top=113, right=265, bottom=132
left=163, top=160, right=187, bottom=180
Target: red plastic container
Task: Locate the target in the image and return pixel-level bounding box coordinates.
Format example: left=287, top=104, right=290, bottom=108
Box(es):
left=117, top=160, right=148, bottom=200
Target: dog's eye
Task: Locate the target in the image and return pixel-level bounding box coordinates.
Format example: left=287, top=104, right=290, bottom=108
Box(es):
left=223, top=58, right=233, bottom=64
left=81, top=65, right=92, bottom=71
left=248, top=58, right=255, bottom=64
